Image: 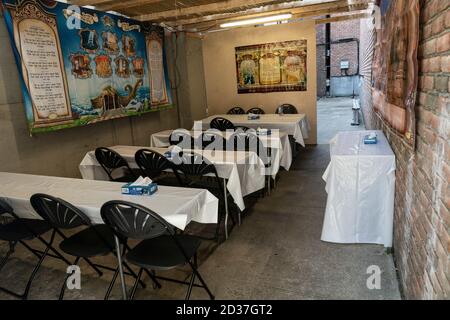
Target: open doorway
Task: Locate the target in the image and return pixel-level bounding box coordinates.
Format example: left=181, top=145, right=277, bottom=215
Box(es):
left=316, top=18, right=367, bottom=144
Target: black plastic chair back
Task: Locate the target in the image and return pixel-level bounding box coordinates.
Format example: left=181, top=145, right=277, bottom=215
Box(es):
left=169, top=129, right=195, bottom=149
left=0, top=199, right=13, bottom=216
left=227, top=107, right=245, bottom=115
left=101, top=201, right=172, bottom=240
left=201, top=130, right=225, bottom=150
left=30, top=194, right=90, bottom=229
left=234, top=126, right=250, bottom=132
left=135, top=149, right=179, bottom=180
left=95, top=147, right=135, bottom=182
left=227, top=131, right=249, bottom=151
left=0, top=199, right=20, bottom=222
left=174, top=153, right=223, bottom=193
left=247, top=107, right=265, bottom=115
left=210, top=117, right=235, bottom=131
left=247, top=133, right=270, bottom=165
left=276, top=104, right=298, bottom=114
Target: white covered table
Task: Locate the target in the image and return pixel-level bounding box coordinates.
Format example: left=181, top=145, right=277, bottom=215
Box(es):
left=150, top=129, right=293, bottom=173
left=79, top=146, right=266, bottom=212
left=321, top=131, right=396, bottom=247
left=193, top=114, right=311, bottom=147
left=0, top=172, right=218, bottom=231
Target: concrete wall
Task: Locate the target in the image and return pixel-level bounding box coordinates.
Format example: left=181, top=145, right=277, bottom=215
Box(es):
left=202, top=20, right=318, bottom=144
left=330, top=75, right=360, bottom=97
left=173, top=33, right=208, bottom=129
left=359, top=0, right=450, bottom=299
left=0, top=18, right=180, bottom=178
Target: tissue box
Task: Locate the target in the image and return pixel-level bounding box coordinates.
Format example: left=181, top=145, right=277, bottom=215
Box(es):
left=257, top=129, right=272, bottom=136
left=247, top=114, right=260, bottom=120
left=364, top=134, right=378, bottom=144
left=121, top=182, right=158, bottom=196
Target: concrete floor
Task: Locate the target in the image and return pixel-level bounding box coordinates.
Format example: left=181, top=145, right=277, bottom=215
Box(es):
left=317, top=97, right=365, bottom=144
left=0, top=98, right=401, bottom=300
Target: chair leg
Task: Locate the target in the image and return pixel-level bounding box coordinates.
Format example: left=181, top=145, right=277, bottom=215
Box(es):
left=223, top=179, right=229, bottom=240
left=129, top=268, right=143, bottom=300
left=0, top=242, right=16, bottom=272
left=83, top=257, right=103, bottom=277
left=185, top=271, right=196, bottom=300
left=215, top=214, right=222, bottom=244
left=59, top=257, right=80, bottom=300
left=114, top=236, right=128, bottom=300
left=19, top=240, right=45, bottom=260
left=238, top=210, right=242, bottom=226
left=104, top=266, right=119, bottom=300
left=37, top=235, right=72, bottom=266
left=123, top=262, right=148, bottom=289
left=189, top=254, right=214, bottom=300
left=21, top=239, right=52, bottom=300
left=143, top=268, right=162, bottom=289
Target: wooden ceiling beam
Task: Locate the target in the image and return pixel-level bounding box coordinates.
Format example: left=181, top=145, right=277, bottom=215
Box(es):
left=315, top=12, right=370, bottom=24
left=167, top=0, right=343, bottom=26
left=187, top=4, right=369, bottom=32
left=132, top=0, right=305, bottom=22
left=96, top=0, right=165, bottom=12
left=176, top=0, right=370, bottom=29
left=68, top=0, right=113, bottom=7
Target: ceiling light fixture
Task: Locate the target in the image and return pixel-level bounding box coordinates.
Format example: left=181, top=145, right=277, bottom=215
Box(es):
left=220, top=14, right=293, bottom=28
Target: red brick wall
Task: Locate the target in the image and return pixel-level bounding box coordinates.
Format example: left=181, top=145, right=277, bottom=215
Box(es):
left=360, top=0, right=450, bottom=299
left=316, top=19, right=361, bottom=96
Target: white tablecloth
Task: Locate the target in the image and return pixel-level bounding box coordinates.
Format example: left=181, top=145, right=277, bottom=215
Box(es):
left=150, top=129, right=293, bottom=173
left=79, top=146, right=266, bottom=211
left=0, top=172, right=218, bottom=230
left=193, top=114, right=311, bottom=147
left=321, top=131, right=396, bottom=247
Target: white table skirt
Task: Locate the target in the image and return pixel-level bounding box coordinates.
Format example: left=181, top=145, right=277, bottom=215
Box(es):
left=193, top=114, right=311, bottom=147
left=321, top=131, right=396, bottom=247
left=0, top=172, right=219, bottom=231
left=79, top=146, right=266, bottom=211
left=150, top=129, right=293, bottom=173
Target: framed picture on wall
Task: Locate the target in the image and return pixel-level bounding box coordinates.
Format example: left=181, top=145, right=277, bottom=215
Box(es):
left=235, top=40, right=307, bottom=94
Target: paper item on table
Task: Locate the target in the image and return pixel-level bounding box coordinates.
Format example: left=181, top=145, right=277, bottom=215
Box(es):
left=130, top=176, right=153, bottom=187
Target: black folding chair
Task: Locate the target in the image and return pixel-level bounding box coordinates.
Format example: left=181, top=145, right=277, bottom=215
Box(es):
left=276, top=103, right=298, bottom=114
left=247, top=107, right=265, bottom=114
left=30, top=194, right=152, bottom=300
left=95, top=147, right=137, bottom=182
left=175, top=152, right=235, bottom=241
left=234, top=126, right=250, bottom=132
left=275, top=104, right=300, bottom=156
left=210, top=117, right=235, bottom=131
left=228, top=131, right=272, bottom=196
left=227, top=107, right=245, bottom=115
left=135, top=149, right=182, bottom=187
left=169, top=129, right=196, bottom=149
left=0, top=199, right=71, bottom=300
left=201, top=129, right=225, bottom=150
left=247, top=132, right=274, bottom=195
left=101, top=200, right=215, bottom=300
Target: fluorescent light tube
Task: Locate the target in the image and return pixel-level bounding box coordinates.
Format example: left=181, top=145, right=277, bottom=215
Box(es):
left=220, top=14, right=292, bottom=28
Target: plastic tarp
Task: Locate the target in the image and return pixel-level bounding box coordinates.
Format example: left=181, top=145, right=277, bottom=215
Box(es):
left=321, top=131, right=396, bottom=247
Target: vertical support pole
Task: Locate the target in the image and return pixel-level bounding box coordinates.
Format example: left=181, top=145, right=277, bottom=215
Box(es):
left=325, top=16, right=331, bottom=97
